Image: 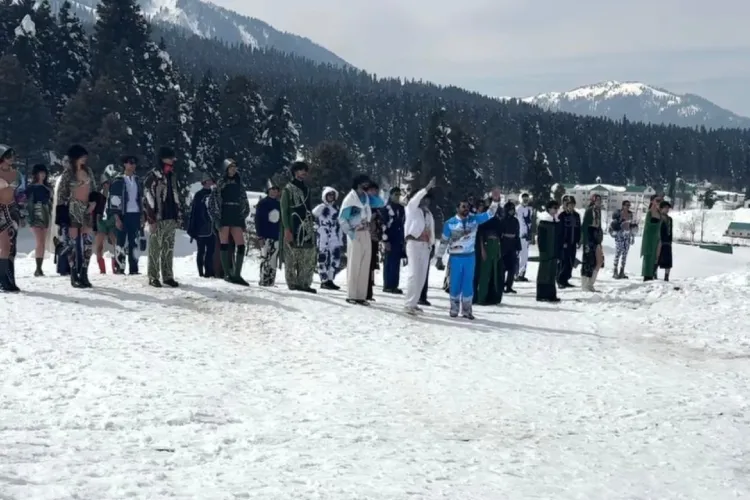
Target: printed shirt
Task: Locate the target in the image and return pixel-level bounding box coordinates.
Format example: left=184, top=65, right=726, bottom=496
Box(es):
left=438, top=203, right=498, bottom=256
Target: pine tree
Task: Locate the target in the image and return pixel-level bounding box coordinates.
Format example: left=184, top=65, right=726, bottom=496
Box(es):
left=529, top=151, right=553, bottom=210
left=191, top=70, right=222, bottom=178
left=91, top=0, right=150, bottom=80
left=55, top=0, right=90, bottom=118
left=450, top=124, right=484, bottom=201
left=308, top=140, right=356, bottom=198
left=0, top=54, right=52, bottom=163
left=90, top=112, right=137, bottom=171
left=217, top=75, right=267, bottom=189
left=260, top=95, right=300, bottom=183
left=415, top=108, right=453, bottom=217
left=154, top=89, right=194, bottom=192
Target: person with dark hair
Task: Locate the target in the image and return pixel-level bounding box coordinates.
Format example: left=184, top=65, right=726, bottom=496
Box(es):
left=536, top=200, right=561, bottom=302
left=516, top=192, right=533, bottom=281
left=280, top=161, right=317, bottom=292
left=210, top=158, right=250, bottom=285
left=641, top=194, right=663, bottom=281
left=435, top=188, right=502, bottom=319
left=26, top=163, right=53, bottom=276
left=143, top=146, right=183, bottom=287
left=339, top=174, right=384, bottom=304
left=108, top=154, right=144, bottom=275
left=366, top=182, right=385, bottom=301
left=655, top=200, right=673, bottom=280
left=256, top=185, right=281, bottom=286
left=381, top=186, right=406, bottom=294
left=91, top=173, right=118, bottom=275
left=403, top=178, right=436, bottom=314
left=312, top=186, right=343, bottom=290
left=499, top=201, right=522, bottom=294
left=56, top=144, right=96, bottom=288
left=0, top=145, right=23, bottom=291
left=610, top=200, right=637, bottom=279
left=580, top=193, right=604, bottom=291
left=557, top=196, right=581, bottom=288
left=187, top=173, right=216, bottom=278
left=474, top=200, right=506, bottom=305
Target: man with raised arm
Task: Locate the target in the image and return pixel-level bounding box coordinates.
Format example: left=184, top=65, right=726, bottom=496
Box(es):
left=403, top=177, right=436, bottom=315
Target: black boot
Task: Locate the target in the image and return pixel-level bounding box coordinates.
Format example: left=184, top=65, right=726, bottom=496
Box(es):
left=233, top=246, right=249, bottom=286
left=70, top=265, right=83, bottom=288
left=7, top=259, right=19, bottom=291
left=34, top=257, right=44, bottom=277
left=0, top=259, right=16, bottom=292
left=79, top=262, right=92, bottom=288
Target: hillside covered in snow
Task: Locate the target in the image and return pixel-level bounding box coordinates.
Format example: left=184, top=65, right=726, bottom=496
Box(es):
left=49, top=0, right=349, bottom=67
left=523, top=81, right=750, bottom=129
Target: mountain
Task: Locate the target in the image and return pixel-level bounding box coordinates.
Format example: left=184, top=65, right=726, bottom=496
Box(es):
left=52, top=0, right=349, bottom=67
left=522, top=81, right=750, bottom=129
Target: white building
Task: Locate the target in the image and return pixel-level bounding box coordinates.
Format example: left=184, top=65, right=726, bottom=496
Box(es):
left=563, top=183, right=656, bottom=212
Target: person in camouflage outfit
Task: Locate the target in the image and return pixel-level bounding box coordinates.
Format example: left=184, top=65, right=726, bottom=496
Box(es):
left=280, top=161, right=317, bottom=293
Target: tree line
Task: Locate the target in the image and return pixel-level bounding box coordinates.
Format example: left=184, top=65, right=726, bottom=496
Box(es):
left=2, top=0, right=750, bottom=219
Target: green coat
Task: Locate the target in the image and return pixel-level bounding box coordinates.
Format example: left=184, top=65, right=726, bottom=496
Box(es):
left=641, top=209, right=662, bottom=278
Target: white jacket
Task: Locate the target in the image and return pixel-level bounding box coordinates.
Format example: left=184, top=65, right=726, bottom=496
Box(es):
left=404, top=188, right=435, bottom=244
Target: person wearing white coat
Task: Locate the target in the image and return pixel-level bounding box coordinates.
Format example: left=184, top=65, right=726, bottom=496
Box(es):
left=312, top=186, right=344, bottom=290
left=403, top=177, right=436, bottom=314
left=516, top=193, right=533, bottom=281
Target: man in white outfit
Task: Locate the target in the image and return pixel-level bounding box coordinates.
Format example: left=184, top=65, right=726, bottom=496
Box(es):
left=516, top=192, right=533, bottom=282
left=403, top=177, right=436, bottom=314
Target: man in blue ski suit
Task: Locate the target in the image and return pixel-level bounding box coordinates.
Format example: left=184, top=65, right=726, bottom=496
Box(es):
left=436, top=188, right=501, bottom=319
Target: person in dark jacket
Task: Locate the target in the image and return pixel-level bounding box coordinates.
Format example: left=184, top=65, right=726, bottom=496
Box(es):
left=474, top=209, right=505, bottom=305
left=499, top=201, right=522, bottom=294
left=381, top=187, right=406, bottom=293
left=187, top=173, right=216, bottom=277
left=143, top=146, right=183, bottom=288
left=655, top=200, right=673, bottom=281
left=210, top=158, right=250, bottom=285
left=108, top=155, right=144, bottom=275
left=256, top=185, right=281, bottom=286
left=557, top=196, right=582, bottom=288
left=536, top=200, right=561, bottom=302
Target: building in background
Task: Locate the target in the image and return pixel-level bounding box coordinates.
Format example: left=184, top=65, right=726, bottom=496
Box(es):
left=562, top=183, right=656, bottom=212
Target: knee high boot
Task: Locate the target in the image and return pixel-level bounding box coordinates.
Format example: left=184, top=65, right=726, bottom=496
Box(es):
left=80, top=235, right=93, bottom=288
left=220, top=243, right=234, bottom=282
left=70, top=235, right=83, bottom=288
left=7, top=259, right=19, bottom=291
left=234, top=246, right=249, bottom=286
left=0, top=259, right=15, bottom=292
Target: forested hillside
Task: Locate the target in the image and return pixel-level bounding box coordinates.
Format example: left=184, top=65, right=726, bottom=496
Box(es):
left=2, top=0, right=750, bottom=218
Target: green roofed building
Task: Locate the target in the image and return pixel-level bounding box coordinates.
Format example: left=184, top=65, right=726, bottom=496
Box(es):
left=725, top=222, right=750, bottom=239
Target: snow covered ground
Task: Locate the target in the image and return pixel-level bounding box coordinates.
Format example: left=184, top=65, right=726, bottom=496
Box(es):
left=2, top=232, right=750, bottom=499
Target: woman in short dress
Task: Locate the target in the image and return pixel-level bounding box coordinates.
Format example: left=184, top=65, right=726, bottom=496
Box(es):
left=0, top=144, right=23, bottom=291
left=26, top=164, right=54, bottom=276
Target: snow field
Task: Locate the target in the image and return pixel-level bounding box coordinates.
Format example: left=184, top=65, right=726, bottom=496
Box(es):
left=2, top=231, right=750, bottom=499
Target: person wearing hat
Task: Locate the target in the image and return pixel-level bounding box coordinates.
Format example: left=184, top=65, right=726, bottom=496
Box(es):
left=312, top=186, right=343, bottom=290
left=55, top=144, right=97, bottom=288
left=556, top=195, right=581, bottom=288
left=143, top=146, right=183, bottom=287
left=108, top=155, right=144, bottom=275
left=210, top=158, right=250, bottom=286
left=255, top=184, right=281, bottom=286
left=0, top=144, right=23, bottom=291
left=536, top=200, right=561, bottom=302
left=279, top=161, right=317, bottom=293
left=25, top=163, right=53, bottom=277
left=515, top=192, right=533, bottom=282
left=187, top=173, right=216, bottom=278
left=92, top=172, right=119, bottom=274
left=381, top=186, right=406, bottom=294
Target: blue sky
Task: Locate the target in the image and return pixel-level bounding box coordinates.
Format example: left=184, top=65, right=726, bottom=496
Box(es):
left=215, top=0, right=750, bottom=115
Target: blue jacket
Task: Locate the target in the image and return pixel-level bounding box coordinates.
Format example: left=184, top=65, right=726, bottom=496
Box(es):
left=187, top=188, right=214, bottom=238
left=255, top=196, right=280, bottom=240
left=437, top=203, right=498, bottom=257
left=339, top=191, right=385, bottom=240
left=382, top=202, right=405, bottom=245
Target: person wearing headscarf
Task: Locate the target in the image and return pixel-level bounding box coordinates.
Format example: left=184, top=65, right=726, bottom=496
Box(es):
left=210, top=158, right=250, bottom=285
left=26, top=163, right=53, bottom=277
left=312, top=186, right=344, bottom=290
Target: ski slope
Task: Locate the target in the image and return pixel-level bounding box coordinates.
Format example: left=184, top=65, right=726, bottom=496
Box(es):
left=2, top=233, right=750, bottom=499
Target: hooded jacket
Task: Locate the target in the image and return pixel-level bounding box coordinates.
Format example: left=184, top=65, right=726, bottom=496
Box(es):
left=312, top=186, right=344, bottom=249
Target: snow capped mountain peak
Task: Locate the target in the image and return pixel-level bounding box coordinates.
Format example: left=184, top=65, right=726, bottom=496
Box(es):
left=523, top=81, right=750, bottom=129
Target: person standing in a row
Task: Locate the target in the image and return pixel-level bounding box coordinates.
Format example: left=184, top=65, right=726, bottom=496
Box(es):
left=109, top=155, right=144, bottom=275
left=187, top=173, right=216, bottom=278
left=280, top=161, right=317, bottom=293
left=256, top=185, right=281, bottom=287
left=403, top=177, right=435, bottom=314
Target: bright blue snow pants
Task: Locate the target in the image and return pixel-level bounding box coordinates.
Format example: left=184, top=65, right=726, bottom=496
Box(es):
left=448, top=253, right=475, bottom=300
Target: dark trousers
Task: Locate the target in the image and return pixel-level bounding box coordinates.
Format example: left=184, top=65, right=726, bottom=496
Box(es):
left=196, top=234, right=216, bottom=276
left=502, top=252, right=517, bottom=289
left=557, top=245, right=576, bottom=284
left=420, top=266, right=429, bottom=302
left=383, top=241, right=403, bottom=290
left=116, top=212, right=141, bottom=273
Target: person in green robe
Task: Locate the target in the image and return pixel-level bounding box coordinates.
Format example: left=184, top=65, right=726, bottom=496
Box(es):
left=474, top=204, right=504, bottom=305
left=641, top=194, right=663, bottom=281
left=536, top=200, right=561, bottom=302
